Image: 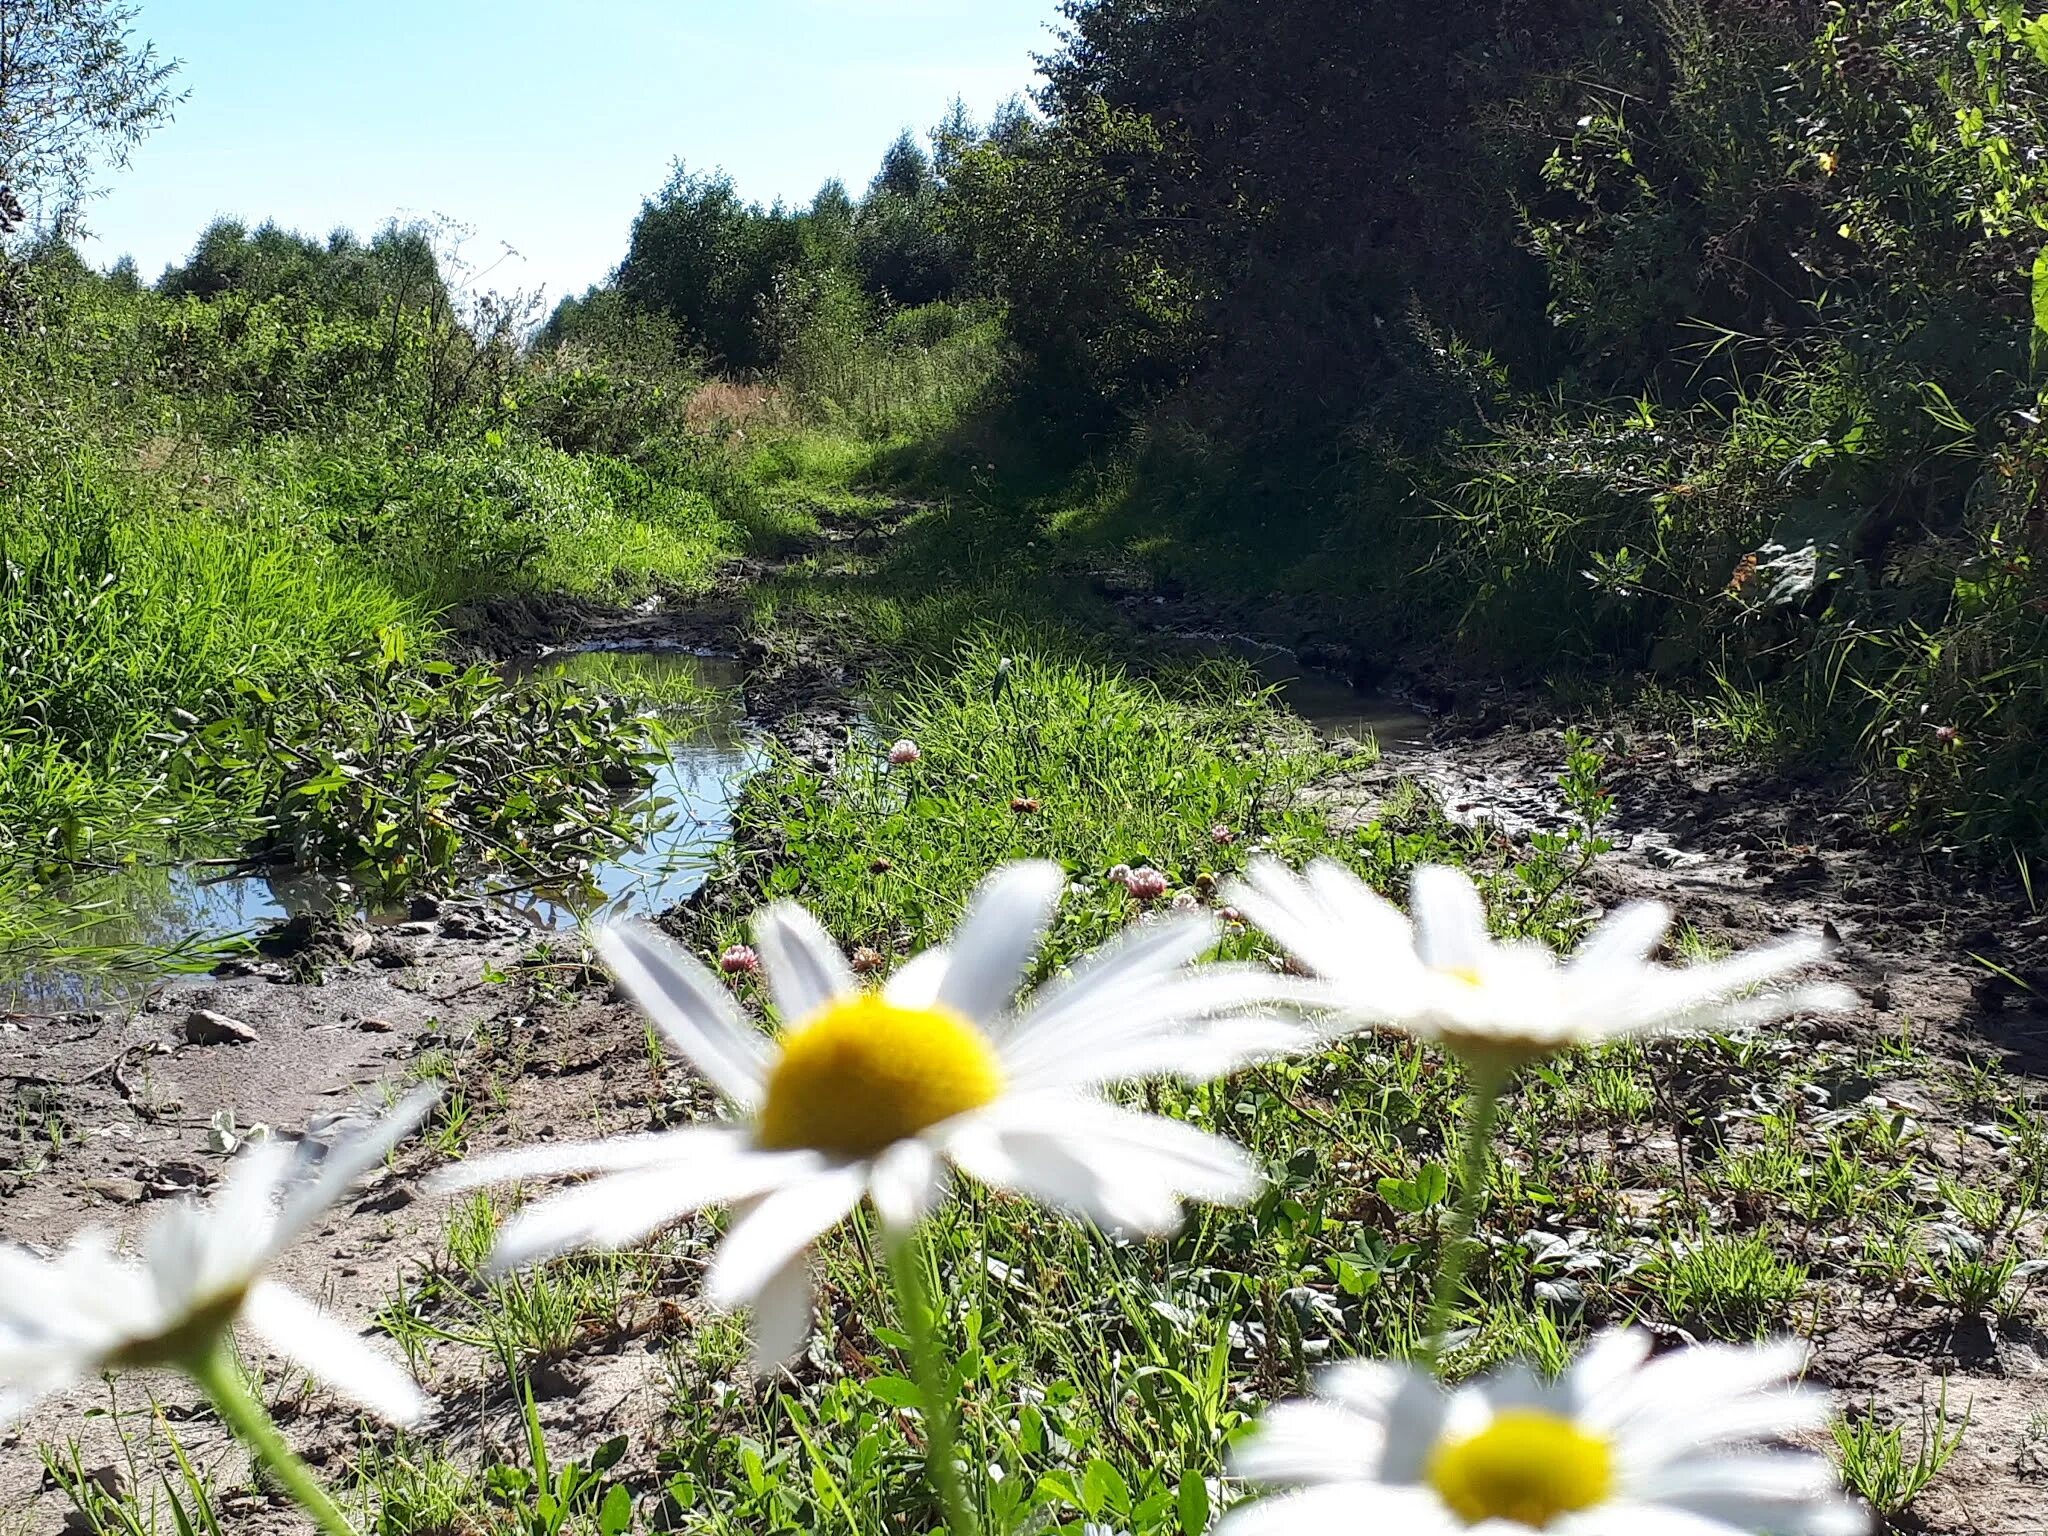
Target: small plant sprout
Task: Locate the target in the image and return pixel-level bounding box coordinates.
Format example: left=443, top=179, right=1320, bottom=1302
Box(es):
left=1221, top=1331, right=1865, bottom=1536
left=1832, top=1386, right=1968, bottom=1520
left=888, top=738, right=922, bottom=766
left=0, top=1087, right=441, bottom=1536
left=435, top=861, right=1312, bottom=1535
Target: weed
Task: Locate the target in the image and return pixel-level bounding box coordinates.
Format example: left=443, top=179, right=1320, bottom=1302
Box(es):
left=1646, top=1230, right=1812, bottom=1340
left=1833, top=1387, right=1969, bottom=1521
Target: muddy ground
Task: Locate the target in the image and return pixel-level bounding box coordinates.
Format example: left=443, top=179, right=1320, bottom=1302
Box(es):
left=1, top=539, right=2042, bottom=1534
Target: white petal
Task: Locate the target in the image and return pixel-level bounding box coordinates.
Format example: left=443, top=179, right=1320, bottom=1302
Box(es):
left=1374, top=1370, right=1452, bottom=1482
left=1317, top=1359, right=1424, bottom=1423
left=1640, top=1452, right=1847, bottom=1504
left=747, top=1254, right=817, bottom=1375
left=1225, top=859, right=1394, bottom=986
left=705, top=1165, right=867, bottom=1308
left=1586, top=1337, right=1808, bottom=1436
left=431, top=1125, right=745, bottom=1192
left=999, top=910, right=1219, bottom=1048
left=1216, top=1484, right=1454, bottom=1536
left=1635, top=982, right=1858, bottom=1039
left=1002, top=963, right=1316, bottom=1089
left=753, top=901, right=858, bottom=1027
left=1565, top=1329, right=1653, bottom=1412
left=1475, top=1362, right=1552, bottom=1414
left=1569, top=903, right=1672, bottom=974
left=488, top=1148, right=822, bottom=1272
left=242, top=1281, right=431, bottom=1426
left=1563, top=1503, right=1750, bottom=1536
left=1230, top=1401, right=1381, bottom=1484
left=870, top=1139, right=947, bottom=1232
left=935, top=861, right=1066, bottom=1022
left=1408, top=866, right=1490, bottom=973
left=883, top=947, right=951, bottom=1009
left=1070, top=1098, right=1264, bottom=1201
left=959, top=1093, right=1262, bottom=1204
left=1027, top=1014, right=1314, bottom=1090
left=1618, top=1388, right=1832, bottom=1466
left=596, top=922, right=769, bottom=1108
left=947, top=1116, right=1186, bottom=1234
left=1668, top=933, right=1830, bottom=997
left=277, top=1084, right=442, bottom=1251
left=1303, top=859, right=1415, bottom=957
left=1655, top=1487, right=1868, bottom=1536
left=164, top=1139, right=290, bottom=1299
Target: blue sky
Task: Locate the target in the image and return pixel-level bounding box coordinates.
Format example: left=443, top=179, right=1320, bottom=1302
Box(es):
left=81, top=1, right=1061, bottom=303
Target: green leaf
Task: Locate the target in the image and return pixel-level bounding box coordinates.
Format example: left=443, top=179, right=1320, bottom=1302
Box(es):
left=597, top=1483, right=633, bottom=1535
left=2031, top=245, right=2048, bottom=342
left=1412, top=1162, right=1450, bottom=1208
left=1177, top=1469, right=1211, bottom=1536
left=1082, top=1458, right=1130, bottom=1517
left=866, top=1373, right=924, bottom=1409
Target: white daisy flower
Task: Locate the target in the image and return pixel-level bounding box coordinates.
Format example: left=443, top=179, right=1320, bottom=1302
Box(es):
left=1221, top=1330, right=1866, bottom=1535
left=437, top=860, right=1308, bottom=1371
left=1226, top=859, right=1855, bottom=1074
left=0, top=1086, right=439, bottom=1426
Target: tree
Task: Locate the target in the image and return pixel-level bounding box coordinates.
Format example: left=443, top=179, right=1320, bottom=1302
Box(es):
left=614, top=164, right=804, bottom=369
left=870, top=130, right=933, bottom=202
left=0, top=0, right=183, bottom=233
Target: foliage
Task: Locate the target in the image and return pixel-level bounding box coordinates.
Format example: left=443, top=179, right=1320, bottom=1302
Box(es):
left=843, top=0, right=2048, bottom=856
left=0, top=0, right=183, bottom=232
left=564, top=126, right=972, bottom=375
left=0, top=225, right=744, bottom=963
left=186, top=651, right=665, bottom=899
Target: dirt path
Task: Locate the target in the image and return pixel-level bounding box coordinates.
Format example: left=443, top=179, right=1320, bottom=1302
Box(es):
left=0, top=529, right=2042, bottom=1532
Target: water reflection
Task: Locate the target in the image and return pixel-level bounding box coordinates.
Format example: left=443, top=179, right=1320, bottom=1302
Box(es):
left=1, top=648, right=763, bottom=1011
left=1180, top=634, right=1431, bottom=751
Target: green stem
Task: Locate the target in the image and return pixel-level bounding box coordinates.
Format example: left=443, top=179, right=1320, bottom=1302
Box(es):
left=883, top=1228, right=981, bottom=1536
left=1419, top=1065, right=1507, bottom=1372
left=188, top=1340, right=362, bottom=1536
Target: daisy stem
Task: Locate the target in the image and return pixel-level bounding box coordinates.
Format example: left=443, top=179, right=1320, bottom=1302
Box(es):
left=1419, top=1065, right=1506, bottom=1373
left=189, top=1339, right=362, bottom=1536
left=883, top=1227, right=981, bottom=1536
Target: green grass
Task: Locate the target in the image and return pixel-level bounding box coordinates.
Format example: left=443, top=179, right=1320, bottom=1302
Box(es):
left=706, top=637, right=1341, bottom=958
left=0, top=264, right=758, bottom=975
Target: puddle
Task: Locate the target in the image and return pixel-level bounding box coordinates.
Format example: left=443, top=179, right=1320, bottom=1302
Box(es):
left=1263, top=665, right=1432, bottom=752
left=0, top=863, right=365, bottom=1016
left=501, top=643, right=747, bottom=702
left=0, top=648, right=763, bottom=1013
left=495, top=644, right=761, bottom=926
left=1179, top=633, right=1432, bottom=751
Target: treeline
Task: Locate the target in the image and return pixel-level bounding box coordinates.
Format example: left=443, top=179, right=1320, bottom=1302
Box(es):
left=557, top=0, right=2048, bottom=852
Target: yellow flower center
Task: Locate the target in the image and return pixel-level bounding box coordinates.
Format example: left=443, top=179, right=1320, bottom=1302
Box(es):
left=1439, top=966, right=1485, bottom=987
left=756, top=993, right=1004, bottom=1158
left=1426, top=1409, right=1616, bottom=1529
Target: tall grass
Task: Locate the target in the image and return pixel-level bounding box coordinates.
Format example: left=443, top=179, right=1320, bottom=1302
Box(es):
left=0, top=247, right=750, bottom=960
